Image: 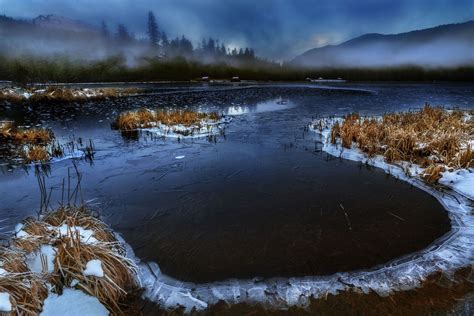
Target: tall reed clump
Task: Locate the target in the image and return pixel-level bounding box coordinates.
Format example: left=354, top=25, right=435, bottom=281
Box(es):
left=329, top=105, right=474, bottom=184
left=114, top=108, right=221, bottom=131
left=5, top=205, right=140, bottom=315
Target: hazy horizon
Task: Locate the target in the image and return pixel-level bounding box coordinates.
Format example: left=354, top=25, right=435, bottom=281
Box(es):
left=1, top=0, right=473, bottom=60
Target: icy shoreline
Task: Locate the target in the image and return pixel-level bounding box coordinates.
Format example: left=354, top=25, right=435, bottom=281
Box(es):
left=119, top=118, right=474, bottom=313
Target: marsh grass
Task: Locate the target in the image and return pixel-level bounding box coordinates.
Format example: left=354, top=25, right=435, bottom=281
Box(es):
left=0, top=122, right=53, bottom=145
left=0, top=122, right=96, bottom=165
left=114, top=108, right=221, bottom=131
left=5, top=206, right=139, bottom=314
left=328, top=105, right=473, bottom=183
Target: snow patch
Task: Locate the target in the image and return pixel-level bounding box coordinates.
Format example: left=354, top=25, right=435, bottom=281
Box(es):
left=26, top=245, right=56, bottom=274
left=439, top=169, right=474, bottom=200
left=0, top=292, right=11, bottom=312
left=83, top=259, right=104, bottom=278
left=55, top=224, right=98, bottom=244
left=40, top=288, right=108, bottom=316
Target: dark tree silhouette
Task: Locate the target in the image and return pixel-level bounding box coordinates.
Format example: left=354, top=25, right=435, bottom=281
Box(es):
left=116, top=24, right=131, bottom=42
left=161, top=31, right=169, bottom=46
left=147, top=11, right=160, bottom=48
left=101, top=21, right=109, bottom=38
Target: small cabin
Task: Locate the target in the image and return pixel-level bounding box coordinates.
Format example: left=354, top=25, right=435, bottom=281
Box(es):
left=231, top=76, right=241, bottom=82
left=201, top=76, right=210, bottom=82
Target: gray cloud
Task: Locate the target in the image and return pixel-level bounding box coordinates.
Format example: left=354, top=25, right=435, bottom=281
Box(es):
left=1, top=0, right=472, bottom=60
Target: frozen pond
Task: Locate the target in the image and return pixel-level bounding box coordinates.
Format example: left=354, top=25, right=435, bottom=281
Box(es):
left=0, top=82, right=473, bottom=311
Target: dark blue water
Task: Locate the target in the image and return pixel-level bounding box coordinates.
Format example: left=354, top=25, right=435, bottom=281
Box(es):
left=0, top=83, right=472, bottom=283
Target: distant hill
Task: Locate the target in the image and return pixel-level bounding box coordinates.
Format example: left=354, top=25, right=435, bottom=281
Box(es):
left=0, top=14, right=148, bottom=64
left=32, top=14, right=100, bottom=33
left=292, top=21, right=474, bottom=68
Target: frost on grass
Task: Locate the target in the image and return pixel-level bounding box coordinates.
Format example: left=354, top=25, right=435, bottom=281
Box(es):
left=112, top=108, right=232, bottom=138
left=2, top=205, right=139, bottom=314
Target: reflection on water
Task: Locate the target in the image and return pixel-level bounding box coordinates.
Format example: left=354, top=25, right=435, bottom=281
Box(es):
left=224, top=97, right=295, bottom=115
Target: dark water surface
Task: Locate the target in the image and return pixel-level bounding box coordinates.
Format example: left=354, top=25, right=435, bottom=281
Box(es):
left=1, top=83, right=473, bottom=284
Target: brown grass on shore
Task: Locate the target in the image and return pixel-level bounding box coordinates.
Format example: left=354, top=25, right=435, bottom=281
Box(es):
left=8, top=206, right=139, bottom=315
left=329, top=105, right=474, bottom=183
left=0, top=87, right=141, bottom=104
left=114, top=108, right=220, bottom=131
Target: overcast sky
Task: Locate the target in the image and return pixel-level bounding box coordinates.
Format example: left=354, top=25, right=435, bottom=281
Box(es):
left=1, top=0, right=472, bottom=60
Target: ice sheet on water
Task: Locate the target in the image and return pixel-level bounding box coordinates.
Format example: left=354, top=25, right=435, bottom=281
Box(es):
left=116, top=117, right=474, bottom=312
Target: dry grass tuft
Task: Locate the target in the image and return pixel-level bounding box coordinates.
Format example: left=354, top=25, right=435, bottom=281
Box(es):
left=328, top=105, right=474, bottom=183
left=7, top=206, right=140, bottom=315
left=43, top=206, right=116, bottom=243
left=12, top=219, right=51, bottom=253
left=0, top=274, right=48, bottom=315
left=421, top=165, right=446, bottom=184
left=114, top=108, right=220, bottom=131
left=0, top=122, right=53, bottom=145
left=52, top=236, right=138, bottom=314
left=0, top=248, right=28, bottom=274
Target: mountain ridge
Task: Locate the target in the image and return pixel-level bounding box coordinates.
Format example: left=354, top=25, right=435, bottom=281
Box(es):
left=292, top=21, right=474, bottom=68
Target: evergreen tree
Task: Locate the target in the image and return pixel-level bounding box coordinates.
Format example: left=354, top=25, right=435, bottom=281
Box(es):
left=220, top=44, right=227, bottom=56
left=116, top=24, right=131, bottom=42
left=147, top=11, right=160, bottom=48
left=207, top=38, right=215, bottom=55
left=101, top=21, right=109, bottom=38
left=249, top=48, right=255, bottom=58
